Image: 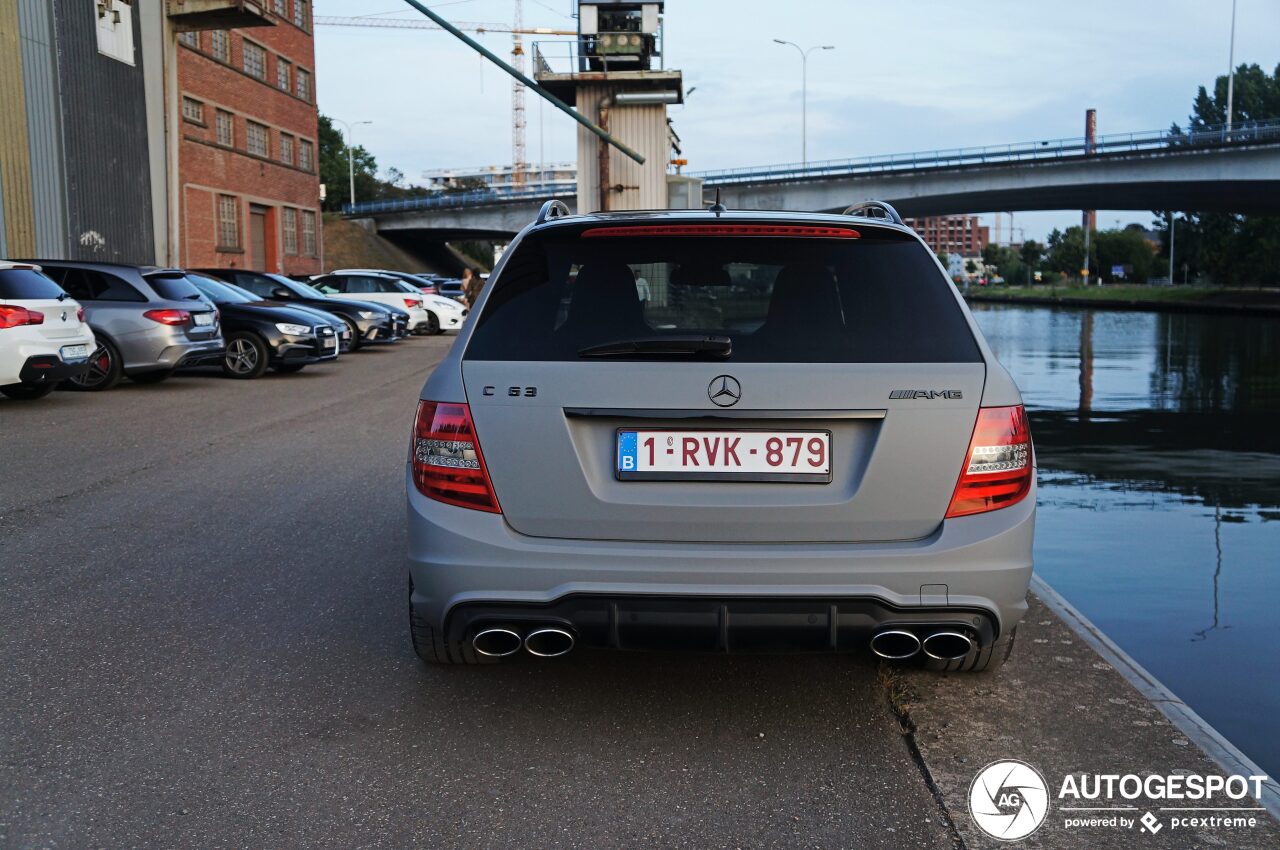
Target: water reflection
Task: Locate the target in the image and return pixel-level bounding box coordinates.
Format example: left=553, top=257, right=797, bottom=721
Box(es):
left=970, top=303, right=1280, bottom=777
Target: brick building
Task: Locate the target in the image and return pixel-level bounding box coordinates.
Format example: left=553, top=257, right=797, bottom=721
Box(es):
left=176, top=1, right=321, bottom=273
left=902, top=215, right=990, bottom=257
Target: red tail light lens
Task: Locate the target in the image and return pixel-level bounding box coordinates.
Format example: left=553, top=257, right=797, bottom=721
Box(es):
left=0, top=306, right=44, bottom=328
left=412, top=400, right=501, bottom=512
left=143, top=308, right=191, bottom=326
left=581, top=224, right=861, bottom=239
left=76, top=307, right=85, bottom=323
left=945, top=405, right=1033, bottom=518
left=404, top=298, right=422, bottom=308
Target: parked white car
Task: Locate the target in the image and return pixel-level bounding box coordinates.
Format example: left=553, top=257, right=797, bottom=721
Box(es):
left=313, top=270, right=467, bottom=335
left=0, top=261, right=95, bottom=400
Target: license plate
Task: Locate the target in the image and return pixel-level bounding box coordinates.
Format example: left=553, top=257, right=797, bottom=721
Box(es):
left=323, top=337, right=337, bottom=348
left=60, top=343, right=89, bottom=361
left=193, top=312, right=214, bottom=326
left=617, top=429, right=832, bottom=483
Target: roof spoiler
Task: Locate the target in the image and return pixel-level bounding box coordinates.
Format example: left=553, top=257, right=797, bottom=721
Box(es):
left=841, top=201, right=904, bottom=226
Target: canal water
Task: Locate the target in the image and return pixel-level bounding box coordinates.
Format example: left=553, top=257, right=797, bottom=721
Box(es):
left=969, top=303, right=1280, bottom=779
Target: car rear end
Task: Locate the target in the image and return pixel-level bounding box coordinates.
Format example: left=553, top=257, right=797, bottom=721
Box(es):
left=134, top=271, right=224, bottom=373
left=405, top=211, right=1034, bottom=667
left=0, top=263, right=95, bottom=392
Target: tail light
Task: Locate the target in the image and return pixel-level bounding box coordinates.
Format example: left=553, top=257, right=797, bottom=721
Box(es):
left=404, top=298, right=422, bottom=308
left=945, top=405, right=1033, bottom=518
left=76, top=307, right=85, bottom=323
left=0, top=306, right=45, bottom=328
left=143, top=308, right=191, bottom=326
left=411, top=400, right=500, bottom=512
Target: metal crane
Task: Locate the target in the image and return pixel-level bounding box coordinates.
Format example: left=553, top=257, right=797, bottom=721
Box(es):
left=315, top=13, right=574, bottom=185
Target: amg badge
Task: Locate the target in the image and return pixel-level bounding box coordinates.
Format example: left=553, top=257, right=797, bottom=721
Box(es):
left=890, top=389, right=963, bottom=399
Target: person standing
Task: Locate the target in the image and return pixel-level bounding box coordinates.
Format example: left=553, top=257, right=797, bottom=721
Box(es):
left=462, top=268, right=484, bottom=308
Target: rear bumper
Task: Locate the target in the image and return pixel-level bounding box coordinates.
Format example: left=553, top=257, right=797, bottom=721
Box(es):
left=406, top=469, right=1035, bottom=649
left=16, top=354, right=91, bottom=385
left=156, top=339, right=225, bottom=370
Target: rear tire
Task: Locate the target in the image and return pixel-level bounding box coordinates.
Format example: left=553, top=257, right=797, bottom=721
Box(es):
left=129, top=369, right=172, bottom=385
left=922, top=626, right=1017, bottom=673
left=1, top=382, right=57, bottom=400
left=66, top=338, right=123, bottom=392
left=409, top=578, right=495, bottom=666
left=222, top=332, right=269, bottom=379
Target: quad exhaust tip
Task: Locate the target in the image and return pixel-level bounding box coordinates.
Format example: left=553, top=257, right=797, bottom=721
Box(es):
left=524, top=627, right=575, bottom=658
left=922, top=631, right=975, bottom=661
left=472, top=627, right=523, bottom=657
left=869, top=629, right=922, bottom=660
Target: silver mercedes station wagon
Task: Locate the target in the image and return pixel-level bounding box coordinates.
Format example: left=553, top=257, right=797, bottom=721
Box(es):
left=405, top=201, right=1034, bottom=671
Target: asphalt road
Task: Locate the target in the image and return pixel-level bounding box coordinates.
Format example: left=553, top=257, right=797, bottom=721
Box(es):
left=0, top=339, right=953, bottom=850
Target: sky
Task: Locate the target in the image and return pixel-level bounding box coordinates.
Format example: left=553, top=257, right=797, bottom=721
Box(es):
left=314, top=0, right=1280, bottom=241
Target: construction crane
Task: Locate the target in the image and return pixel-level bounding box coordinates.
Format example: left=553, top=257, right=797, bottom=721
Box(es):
left=315, top=13, right=574, bottom=185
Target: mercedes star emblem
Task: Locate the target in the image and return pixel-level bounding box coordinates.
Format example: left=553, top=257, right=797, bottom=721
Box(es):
left=707, top=375, right=741, bottom=407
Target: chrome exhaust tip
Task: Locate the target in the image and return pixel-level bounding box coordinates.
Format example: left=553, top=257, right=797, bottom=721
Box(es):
left=524, top=627, right=575, bottom=658
left=472, top=627, right=523, bottom=658
left=922, top=631, right=975, bottom=661
left=869, top=629, right=922, bottom=660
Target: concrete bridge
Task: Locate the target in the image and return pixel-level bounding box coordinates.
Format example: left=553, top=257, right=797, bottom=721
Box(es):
left=355, top=120, right=1280, bottom=249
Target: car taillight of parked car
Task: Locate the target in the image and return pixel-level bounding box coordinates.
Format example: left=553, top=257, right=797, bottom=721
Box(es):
left=0, top=305, right=45, bottom=328
left=411, top=400, right=501, bottom=513
left=142, top=308, right=191, bottom=326
left=76, top=307, right=85, bottom=323
left=404, top=298, right=422, bottom=308
left=945, top=404, right=1033, bottom=518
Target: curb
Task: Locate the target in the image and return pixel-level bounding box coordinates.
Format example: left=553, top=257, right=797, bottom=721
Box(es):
left=1032, top=575, right=1280, bottom=820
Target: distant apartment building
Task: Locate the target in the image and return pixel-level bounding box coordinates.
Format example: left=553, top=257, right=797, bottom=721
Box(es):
left=903, top=215, right=990, bottom=257
left=176, top=1, right=322, bottom=273
left=423, top=163, right=577, bottom=196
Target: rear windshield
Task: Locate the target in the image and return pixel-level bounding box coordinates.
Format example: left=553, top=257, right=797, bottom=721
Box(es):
left=464, top=228, right=981, bottom=363
left=0, top=268, right=66, bottom=300
left=146, top=274, right=205, bottom=302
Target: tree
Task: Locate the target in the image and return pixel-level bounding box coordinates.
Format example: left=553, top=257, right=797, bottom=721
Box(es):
left=981, top=243, right=1023, bottom=282
left=318, top=114, right=423, bottom=211
left=1019, top=240, right=1044, bottom=283
left=1093, top=228, right=1159, bottom=282
left=1045, top=227, right=1092, bottom=279
left=1162, top=64, right=1280, bottom=286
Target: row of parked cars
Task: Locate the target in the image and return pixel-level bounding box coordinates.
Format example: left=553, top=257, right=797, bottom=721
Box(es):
left=0, top=261, right=468, bottom=400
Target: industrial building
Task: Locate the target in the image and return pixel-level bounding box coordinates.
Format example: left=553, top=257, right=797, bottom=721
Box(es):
left=0, top=1, right=322, bottom=270
left=902, top=215, right=991, bottom=257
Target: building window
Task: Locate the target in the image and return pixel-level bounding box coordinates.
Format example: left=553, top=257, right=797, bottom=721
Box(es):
left=280, top=133, right=294, bottom=165
left=302, top=210, right=316, bottom=256
left=182, top=97, right=204, bottom=124
left=295, top=68, right=311, bottom=102
left=247, top=121, right=269, bottom=157
left=293, top=0, right=309, bottom=30
left=276, top=59, right=291, bottom=92
left=243, top=41, right=267, bottom=80
left=211, top=30, right=229, bottom=62
left=298, top=139, right=313, bottom=171
left=179, top=31, right=199, bottom=48
left=273, top=0, right=288, bottom=15
left=282, top=208, right=298, bottom=255
left=218, top=195, right=240, bottom=249
left=215, top=110, right=234, bottom=146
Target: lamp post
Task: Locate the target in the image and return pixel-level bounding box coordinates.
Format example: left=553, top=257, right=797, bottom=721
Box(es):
left=772, top=40, right=834, bottom=166
left=332, top=118, right=372, bottom=208
left=1226, top=0, right=1237, bottom=135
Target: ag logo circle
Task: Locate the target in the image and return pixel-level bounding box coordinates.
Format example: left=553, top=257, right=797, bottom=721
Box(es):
left=707, top=375, right=741, bottom=407
left=968, top=760, right=1049, bottom=841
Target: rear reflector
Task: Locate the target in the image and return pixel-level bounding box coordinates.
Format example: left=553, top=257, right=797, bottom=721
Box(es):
left=945, top=405, right=1033, bottom=518
left=0, top=306, right=44, bottom=328
left=143, top=308, right=191, bottom=326
left=412, top=400, right=501, bottom=512
left=580, top=224, right=860, bottom=239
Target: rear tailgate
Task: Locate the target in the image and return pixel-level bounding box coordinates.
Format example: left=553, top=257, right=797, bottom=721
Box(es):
left=461, top=221, right=986, bottom=544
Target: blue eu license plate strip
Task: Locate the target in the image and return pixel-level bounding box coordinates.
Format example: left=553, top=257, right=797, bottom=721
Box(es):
left=617, top=430, right=639, bottom=473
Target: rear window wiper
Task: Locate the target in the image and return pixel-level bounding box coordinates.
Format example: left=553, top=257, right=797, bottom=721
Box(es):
left=578, top=334, right=732, bottom=359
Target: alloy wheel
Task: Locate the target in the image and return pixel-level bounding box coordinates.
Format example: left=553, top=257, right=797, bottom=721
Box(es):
left=225, top=338, right=259, bottom=374
left=71, top=345, right=112, bottom=389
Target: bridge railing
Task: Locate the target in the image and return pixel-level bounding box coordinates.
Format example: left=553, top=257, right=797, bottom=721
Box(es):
left=344, top=186, right=568, bottom=216
left=692, top=119, right=1280, bottom=185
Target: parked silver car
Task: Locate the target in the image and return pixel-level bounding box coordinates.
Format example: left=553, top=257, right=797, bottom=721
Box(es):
left=404, top=202, right=1035, bottom=670
left=30, top=261, right=224, bottom=390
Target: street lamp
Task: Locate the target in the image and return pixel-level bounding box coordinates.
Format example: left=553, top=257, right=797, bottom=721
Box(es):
left=1225, top=0, right=1237, bottom=134
left=332, top=118, right=372, bottom=207
left=772, top=40, right=834, bottom=166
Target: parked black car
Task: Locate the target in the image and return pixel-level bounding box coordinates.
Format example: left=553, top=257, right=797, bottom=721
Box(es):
left=193, top=270, right=399, bottom=351
left=184, top=273, right=339, bottom=378
left=214, top=279, right=352, bottom=352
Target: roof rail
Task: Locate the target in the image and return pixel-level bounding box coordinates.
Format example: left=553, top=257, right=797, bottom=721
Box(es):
left=841, top=201, right=904, bottom=226
left=535, top=199, right=572, bottom=224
